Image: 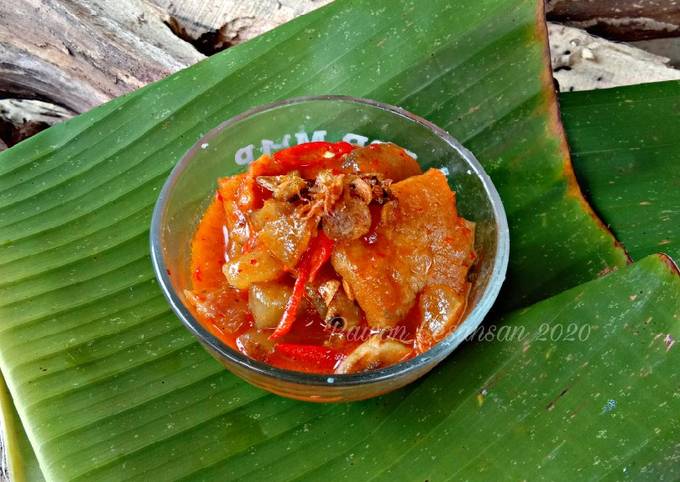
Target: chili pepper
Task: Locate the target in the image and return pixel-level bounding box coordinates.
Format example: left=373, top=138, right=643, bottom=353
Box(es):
left=270, top=232, right=335, bottom=339
left=306, top=231, right=334, bottom=283
left=272, top=141, right=355, bottom=171
left=274, top=343, right=345, bottom=371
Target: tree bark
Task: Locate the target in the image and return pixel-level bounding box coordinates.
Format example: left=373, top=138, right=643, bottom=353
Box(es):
left=546, top=0, right=680, bottom=41
left=549, top=23, right=680, bottom=92
left=0, top=0, right=204, bottom=113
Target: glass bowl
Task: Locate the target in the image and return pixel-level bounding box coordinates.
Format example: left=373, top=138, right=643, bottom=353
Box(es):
left=150, top=96, right=509, bottom=402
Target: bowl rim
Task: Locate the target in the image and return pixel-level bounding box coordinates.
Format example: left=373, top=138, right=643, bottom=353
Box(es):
left=150, top=94, right=509, bottom=388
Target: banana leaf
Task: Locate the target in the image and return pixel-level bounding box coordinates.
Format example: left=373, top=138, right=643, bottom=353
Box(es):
left=560, top=80, right=680, bottom=261
left=3, top=252, right=679, bottom=480
left=0, top=0, right=663, bottom=479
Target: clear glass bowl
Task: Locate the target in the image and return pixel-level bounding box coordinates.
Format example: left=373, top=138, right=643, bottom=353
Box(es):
left=150, top=96, right=509, bottom=402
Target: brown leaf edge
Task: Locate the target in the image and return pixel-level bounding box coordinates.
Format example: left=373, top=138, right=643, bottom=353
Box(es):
left=657, top=252, right=680, bottom=277
left=533, top=0, right=631, bottom=266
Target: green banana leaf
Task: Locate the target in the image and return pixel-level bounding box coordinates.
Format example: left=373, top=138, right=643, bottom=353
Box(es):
left=560, top=80, right=680, bottom=261
left=0, top=0, right=670, bottom=479
left=4, top=253, right=679, bottom=480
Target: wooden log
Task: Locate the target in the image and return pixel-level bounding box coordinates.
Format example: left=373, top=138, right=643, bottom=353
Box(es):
left=546, top=0, right=680, bottom=41
left=0, top=0, right=205, bottom=114
left=549, top=23, right=680, bottom=92
left=0, top=99, right=72, bottom=148
left=150, top=0, right=330, bottom=54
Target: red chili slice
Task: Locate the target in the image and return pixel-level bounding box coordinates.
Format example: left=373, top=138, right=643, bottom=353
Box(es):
left=306, top=231, right=335, bottom=283
left=270, top=232, right=335, bottom=339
